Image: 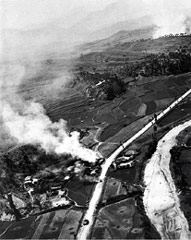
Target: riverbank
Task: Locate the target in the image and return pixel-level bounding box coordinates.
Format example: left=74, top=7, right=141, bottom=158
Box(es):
left=170, top=126, right=191, bottom=232
left=143, top=120, right=191, bottom=239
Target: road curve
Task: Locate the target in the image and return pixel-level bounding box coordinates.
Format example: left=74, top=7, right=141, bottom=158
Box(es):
left=77, top=88, right=191, bottom=240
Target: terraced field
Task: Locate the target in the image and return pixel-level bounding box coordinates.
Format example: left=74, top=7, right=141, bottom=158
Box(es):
left=24, top=72, right=189, bottom=158
left=1, top=41, right=191, bottom=239
left=4, top=92, right=191, bottom=240
left=12, top=59, right=190, bottom=158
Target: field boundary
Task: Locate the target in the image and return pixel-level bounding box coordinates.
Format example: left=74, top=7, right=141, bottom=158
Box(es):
left=77, top=87, right=191, bottom=240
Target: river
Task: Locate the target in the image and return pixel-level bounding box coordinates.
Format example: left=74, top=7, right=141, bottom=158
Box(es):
left=77, top=88, right=191, bottom=240
left=143, top=120, right=191, bottom=239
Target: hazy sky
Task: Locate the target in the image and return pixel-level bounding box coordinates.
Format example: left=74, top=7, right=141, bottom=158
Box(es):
left=1, top=0, right=191, bottom=31
left=0, top=0, right=191, bottom=44
left=144, top=0, right=191, bottom=37
left=0, top=0, right=117, bottom=30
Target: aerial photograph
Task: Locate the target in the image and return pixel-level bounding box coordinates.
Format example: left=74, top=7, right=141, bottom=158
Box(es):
left=0, top=0, right=191, bottom=239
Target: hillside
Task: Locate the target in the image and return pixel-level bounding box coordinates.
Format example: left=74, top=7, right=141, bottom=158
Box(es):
left=76, top=34, right=191, bottom=70
left=76, top=25, right=156, bottom=53
left=1, top=30, right=191, bottom=239
left=69, top=0, right=150, bottom=37
left=85, top=15, right=154, bottom=41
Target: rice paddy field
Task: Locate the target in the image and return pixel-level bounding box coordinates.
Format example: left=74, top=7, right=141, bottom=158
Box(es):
left=18, top=68, right=191, bottom=158
left=89, top=93, right=191, bottom=239
left=91, top=198, right=160, bottom=239
left=0, top=209, right=83, bottom=239
left=2, top=68, right=191, bottom=157
left=1, top=33, right=191, bottom=239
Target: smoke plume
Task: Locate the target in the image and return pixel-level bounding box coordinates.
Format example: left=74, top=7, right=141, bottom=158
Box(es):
left=0, top=63, right=99, bottom=163
left=143, top=0, right=191, bottom=38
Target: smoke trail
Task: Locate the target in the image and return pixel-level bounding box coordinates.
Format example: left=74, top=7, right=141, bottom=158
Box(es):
left=0, top=64, right=99, bottom=162
left=1, top=101, right=98, bottom=162
left=143, top=0, right=191, bottom=38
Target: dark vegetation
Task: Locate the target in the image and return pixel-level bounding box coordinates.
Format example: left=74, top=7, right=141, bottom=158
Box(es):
left=99, top=107, right=191, bottom=239
left=109, top=43, right=191, bottom=79
left=75, top=70, right=126, bottom=100
left=65, top=178, right=95, bottom=206
left=0, top=145, right=72, bottom=195
left=0, top=145, right=82, bottom=220
left=0, top=142, right=100, bottom=221
left=0, top=216, right=36, bottom=239
left=136, top=196, right=161, bottom=239
left=44, top=34, right=191, bottom=153
left=170, top=137, right=191, bottom=231
left=75, top=34, right=191, bottom=100
left=1, top=30, right=191, bottom=239
left=108, top=167, right=136, bottom=183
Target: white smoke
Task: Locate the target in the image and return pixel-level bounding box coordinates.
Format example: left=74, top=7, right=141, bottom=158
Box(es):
left=0, top=63, right=99, bottom=163
left=1, top=101, right=98, bottom=162
left=143, top=0, right=191, bottom=38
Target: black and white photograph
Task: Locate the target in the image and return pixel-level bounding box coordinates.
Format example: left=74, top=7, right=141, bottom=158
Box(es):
left=0, top=0, right=191, bottom=239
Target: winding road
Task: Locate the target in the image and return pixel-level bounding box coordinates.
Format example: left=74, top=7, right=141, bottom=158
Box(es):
left=77, top=88, right=191, bottom=240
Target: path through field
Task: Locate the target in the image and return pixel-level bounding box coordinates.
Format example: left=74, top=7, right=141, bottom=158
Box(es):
left=77, top=88, right=191, bottom=240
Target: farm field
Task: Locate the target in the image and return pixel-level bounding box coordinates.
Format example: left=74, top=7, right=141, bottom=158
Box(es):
left=89, top=98, right=191, bottom=239
left=1, top=69, right=191, bottom=239
left=91, top=198, right=160, bottom=239
left=78, top=35, right=191, bottom=70
left=3, top=98, right=188, bottom=240
left=65, top=178, right=95, bottom=206
left=0, top=209, right=83, bottom=239
left=1, top=30, right=191, bottom=240
left=37, top=72, right=191, bottom=157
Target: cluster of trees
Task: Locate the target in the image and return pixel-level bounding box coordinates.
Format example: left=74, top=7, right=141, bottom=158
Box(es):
left=76, top=39, right=191, bottom=100
left=170, top=146, right=188, bottom=188
left=77, top=70, right=126, bottom=100
left=158, top=33, right=191, bottom=39
left=143, top=47, right=191, bottom=76
left=76, top=45, right=191, bottom=96
left=0, top=145, right=73, bottom=197
left=117, top=45, right=191, bottom=78
left=0, top=146, right=39, bottom=196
